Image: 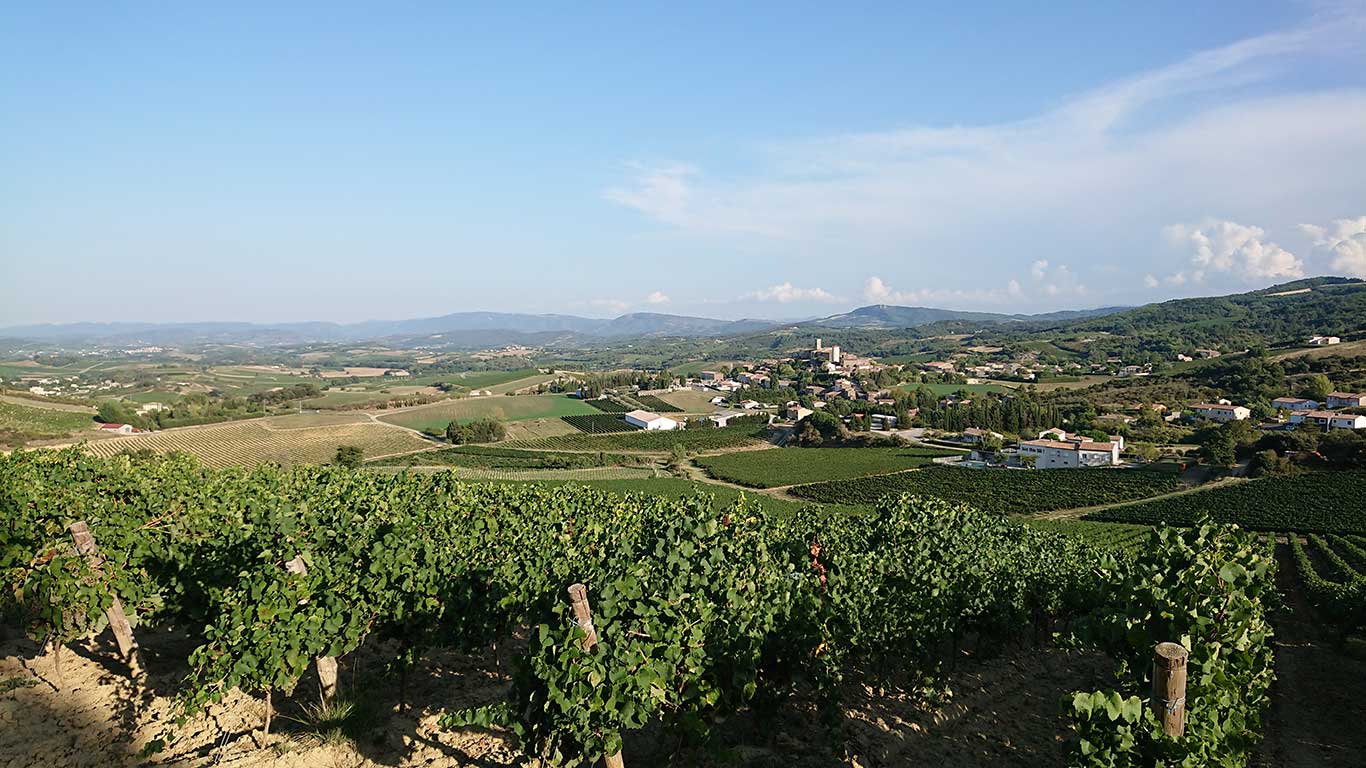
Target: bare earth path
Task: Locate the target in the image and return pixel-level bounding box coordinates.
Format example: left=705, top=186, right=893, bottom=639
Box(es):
left=1252, top=542, right=1366, bottom=767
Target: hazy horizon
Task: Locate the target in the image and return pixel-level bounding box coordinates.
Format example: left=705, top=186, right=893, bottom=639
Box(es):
left=4, top=2, right=1366, bottom=326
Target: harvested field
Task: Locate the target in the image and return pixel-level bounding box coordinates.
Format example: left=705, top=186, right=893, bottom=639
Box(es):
left=79, top=418, right=432, bottom=467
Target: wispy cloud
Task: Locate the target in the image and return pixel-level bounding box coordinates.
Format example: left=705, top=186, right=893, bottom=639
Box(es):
left=602, top=8, right=1366, bottom=306
left=644, top=290, right=671, bottom=305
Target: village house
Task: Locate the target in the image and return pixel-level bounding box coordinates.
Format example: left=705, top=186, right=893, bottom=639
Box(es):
left=1288, top=411, right=1366, bottom=430
left=738, top=399, right=761, bottom=410
left=1307, top=335, right=1341, bottom=346
left=1271, top=397, right=1319, bottom=411
left=962, top=427, right=1004, bottom=444
left=699, top=371, right=725, bottom=382
left=1189, top=403, right=1251, bottom=422
left=1326, top=392, right=1366, bottom=409
left=624, top=410, right=679, bottom=431
left=785, top=404, right=814, bottom=422
left=923, top=361, right=956, bottom=373
left=1018, top=438, right=1121, bottom=468
left=1194, top=349, right=1222, bottom=359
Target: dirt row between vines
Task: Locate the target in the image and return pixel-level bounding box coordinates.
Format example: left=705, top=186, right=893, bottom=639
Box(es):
left=1, top=625, right=1111, bottom=768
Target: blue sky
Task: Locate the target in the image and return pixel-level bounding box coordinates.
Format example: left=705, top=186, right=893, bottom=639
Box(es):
left=3, top=1, right=1366, bottom=325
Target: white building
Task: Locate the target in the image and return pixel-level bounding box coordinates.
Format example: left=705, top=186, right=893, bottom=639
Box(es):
left=624, top=410, right=679, bottom=431
left=1307, top=335, right=1341, bottom=346
left=1271, top=397, right=1319, bottom=411
left=963, top=427, right=1004, bottom=444
left=1288, top=411, right=1366, bottom=430
left=1326, top=392, right=1366, bottom=409
left=1190, top=403, right=1251, bottom=422
left=98, top=423, right=139, bottom=435
left=708, top=410, right=747, bottom=428
left=1018, top=439, right=1121, bottom=468
left=869, top=414, right=899, bottom=431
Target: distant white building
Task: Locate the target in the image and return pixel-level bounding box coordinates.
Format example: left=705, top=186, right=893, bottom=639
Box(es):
left=98, top=423, right=139, bottom=435
left=1288, top=411, right=1366, bottom=430
left=963, top=427, right=1004, bottom=444
left=1189, top=403, right=1251, bottom=422
left=1018, top=439, right=1121, bottom=468
left=624, top=410, right=679, bottom=431
left=1271, top=397, right=1319, bottom=411
left=1326, top=392, right=1366, bottom=409
left=708, top=410, right=747, bottom=428
left=869, top=414, right=899, bottom=431
left=1307, top=335, right=1341, bottom=346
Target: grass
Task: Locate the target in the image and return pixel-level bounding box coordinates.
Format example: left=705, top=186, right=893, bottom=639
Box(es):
left=502, top=418, right=580, bottom=441
left=696, top=446, right=963, bottom=488
left=0, top=400, right=95, bottom=440
left=377, top=394, right=597, bottom=433
left=80, top=418, right=432, bottom=468
left=654, top=389, right=721, bottom=413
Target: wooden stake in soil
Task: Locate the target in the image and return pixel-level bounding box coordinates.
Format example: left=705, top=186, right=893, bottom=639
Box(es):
left=566, top=583, right=624, bottom=768
left=68, top=521, right=143, bottom=676
left=1152, top=642, right=1188, bottom=738
left=284, top=555, right=341, bottom=706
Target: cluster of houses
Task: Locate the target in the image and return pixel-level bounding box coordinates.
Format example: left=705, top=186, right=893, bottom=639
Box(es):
left=1271, top=391, right=1366, bottom=430
left=960, top=427, right=1125, bottom=468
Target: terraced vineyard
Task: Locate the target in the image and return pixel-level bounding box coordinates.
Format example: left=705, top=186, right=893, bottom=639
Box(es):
left=696, top=446, right=962, bottom=488
left=82, top=418, right=433, bottom=467
left=791, top=466, right=1179, bottom=514
left=509, top=424, right=771, bottom=453
left=1083, top=473, right=1366, bottom=534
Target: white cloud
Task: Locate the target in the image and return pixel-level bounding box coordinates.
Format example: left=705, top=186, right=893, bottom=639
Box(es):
left=1165, top=218, right=1304, bottom=282
left=602, top=9, right=1366, bottom=307
left=741, top=282, right=841, bottom=303
left=1301, top=216, right=1366, bottom=277
left=644, top=290, right=671, bottom=305
left=1144, top=274, right=1160, bottom=288
left=585, top=298, right=629, bottom=314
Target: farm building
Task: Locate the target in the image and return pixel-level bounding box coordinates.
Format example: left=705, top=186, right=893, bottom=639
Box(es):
left=1326, top=392, right=1366, bottom=409
left=708, top=410, right=747, bottom=428
left=1189, top=403, right=1251, bottom=422
left=98, top=423, right=140, bottom=435
left=869, top=414, right=899, bottom=431
left=1307, top=335, right=1341, bottom=346
left=785, top=404, right=814, bottom=422
left=1018, top=439, right=1120, bottom=468
left=963, top=427, right=1004, bottom=444
left=1271, top=397, right=1319, bottom=411
left=624, top=410, right=679, bottom=431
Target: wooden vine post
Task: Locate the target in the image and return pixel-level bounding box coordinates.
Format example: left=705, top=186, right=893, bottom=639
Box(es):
left=68, top=521, right=143, bottom=678
left=1152, top=642, right=1188, bottom=738
left=567, top=583, right=624, bottom=768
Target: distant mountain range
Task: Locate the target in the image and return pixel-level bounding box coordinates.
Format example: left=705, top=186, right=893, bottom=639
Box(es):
left=6, top=279, right=1361, bottom=346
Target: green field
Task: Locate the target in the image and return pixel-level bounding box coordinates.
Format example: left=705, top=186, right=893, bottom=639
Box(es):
left=696, top=446, right=963, bottom=488
left=655, top=389, right=723, bottom=413
left=791, top=465, right=1180, bottom=514
left=378, top=394, right=597, bottom=433
left=1083, top=473, right=1366, bottom=534
left=508, top=424, right=771, bottom=453
left=0, top=400, right=96, bottom=441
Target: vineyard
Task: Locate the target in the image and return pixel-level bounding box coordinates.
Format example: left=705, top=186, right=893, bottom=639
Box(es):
left=1083, top=473, right=1366, bottom=534
left=80, top=418, right=433, bottom=467
left=696, top=446, right=963, bottom=488
left=1, top=450, right=1278, bottom=767
left=509, top=423, right=772, bottom=453
left=559, top=414, right=635, bottom=434
left=367, top=444, right=642, bottom=471
left=630, top=394, right=682, bottom=413
left=1288, top=533, right=1366, bottom=630
left=791, top=466, right=1180, bottom=513
left=377, top=394, right=598, bottom=433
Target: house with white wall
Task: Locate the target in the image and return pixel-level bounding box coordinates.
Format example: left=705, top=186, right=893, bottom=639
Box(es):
left=1018, top=439, right=1121, bottom=468
left=1326, top=392, right=1366, bottom=409
left=1189, top=403, right=1251, bottom=422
